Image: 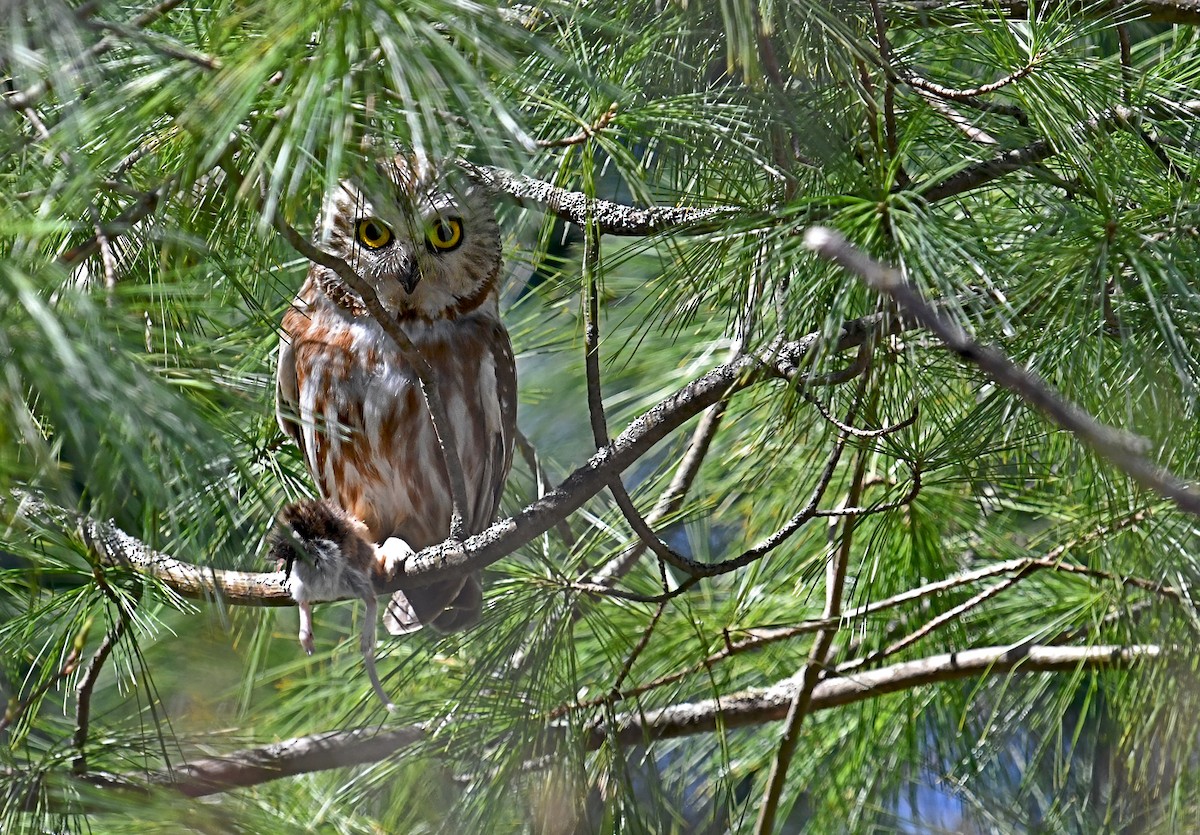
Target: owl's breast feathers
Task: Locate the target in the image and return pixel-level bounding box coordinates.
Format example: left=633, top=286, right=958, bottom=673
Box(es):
left=276, top=281, right=517, bottom=550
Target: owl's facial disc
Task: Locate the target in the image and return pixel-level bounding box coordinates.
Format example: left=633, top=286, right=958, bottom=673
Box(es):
left=322, top=172, right=499, bottom=317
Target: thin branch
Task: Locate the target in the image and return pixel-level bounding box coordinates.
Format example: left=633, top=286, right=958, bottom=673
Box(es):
left=52, top=644, right=1160, bottom=798
left=804, top=390, right=918, bottom=437
left=805, top=226, right=1200, bottom=518
left=58, top=178, right=176, bottom=266
left=588, top=399, right=729, bottom=587
left=3, top=0, right=190, bottom=112
left=936, top=94, right=1029, bottom=126
left=536, top=103, right=618, bottom=148
left=594, top=411, right=856, bottom=582
left=917, top=102, right=1200, bottom=202
left=80, top=16, right=222, bottom=70
left=73, top=577, right=141, bottom=775
left=587, top=256, right=764, bottom=587
left=150, top=725, right=428, bottom=797
left=812, top=465, right=920, bottom=517
left=756, top=375, right=872, bottom=834
left=917, top=89, right=999, bottom=145
left=587, top=644, right=1161, bottom=748
left=579, top=215, right=694, bottom=579
left=460, top=162, right=735, bottom=235
left=869, top=0, right=901, bottom=164
left=836, top=574, right=1023, bottom=673
left=609, top=599, right=670, bottom=698
left=905, top=61, right=1038, bottom=101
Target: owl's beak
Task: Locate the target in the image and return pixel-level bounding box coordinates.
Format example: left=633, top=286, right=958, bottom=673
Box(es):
left=398, top=263, right=422, bottom=295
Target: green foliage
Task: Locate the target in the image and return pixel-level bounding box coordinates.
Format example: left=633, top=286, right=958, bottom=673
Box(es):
left=3, top=0, right=1200, bottom=832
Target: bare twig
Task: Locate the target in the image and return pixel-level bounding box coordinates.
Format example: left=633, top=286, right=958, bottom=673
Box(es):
left=3, top=0, right=190, bottom=112
left=837, top=574, right=1023, bottom=673
left=915, top=88, right=1000, bottom=145
left=537, top=103, right=619, bottom=148
left=804, top=390, right=918, bottom=438
left=73, top=577, right=141, bottom=775
left=609, top=599, right=670, bottom=698
left=40, top=644, right=1159, bottom=798
left=813, top=465, right=920, bottom=517
left=806, top=226, right=1200, bottom=517
left=869, top=0, right=901, bottom=164
left=588, top=399, right=729, bottom=587
left=755, top=375, right=872, bottom=835
left=591, top=411, right=858, bottom=582
left=58, top=178, right=176, bottom=266
left=80, top=16, right=222, bottom=70
left=917, top=102, right=1200, bottom=202
left=905, top=61, right=1038, bottom=101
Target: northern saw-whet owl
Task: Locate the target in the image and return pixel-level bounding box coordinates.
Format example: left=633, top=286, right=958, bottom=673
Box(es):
left=275, top=155, right=516, bottom=639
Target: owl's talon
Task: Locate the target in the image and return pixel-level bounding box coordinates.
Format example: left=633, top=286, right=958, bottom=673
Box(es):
left=377, top=536, right=416, bottom=575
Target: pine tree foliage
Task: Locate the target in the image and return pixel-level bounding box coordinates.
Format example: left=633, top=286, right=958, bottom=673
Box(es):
left=2, top=0, right=1200, bottom=831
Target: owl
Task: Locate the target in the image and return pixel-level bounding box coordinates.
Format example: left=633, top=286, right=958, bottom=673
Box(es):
left=275, top=155, right=516, bottom=636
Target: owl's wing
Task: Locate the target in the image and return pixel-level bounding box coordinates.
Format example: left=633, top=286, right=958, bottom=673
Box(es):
left=383, top=320, right=517, bottom=637
left=275, top=333, right=303, bottom=449
left=482, top=319, right=518, bottom=526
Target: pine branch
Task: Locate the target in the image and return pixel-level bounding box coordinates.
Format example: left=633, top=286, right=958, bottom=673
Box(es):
left=886, top=0, right=1200, bottom=26
left=586, top=644, right=1162, bottom=747
left=460, top=163, right=736, bottom=235
left=805, top=227, right=1200, bottom=517
left=11, top=312, right=907, bottom=604
left=30, top=644, right=1158, bottom=799
left=917, top=102, right=1200, bottom=202
left=556, top=507, right=1161, bottom=716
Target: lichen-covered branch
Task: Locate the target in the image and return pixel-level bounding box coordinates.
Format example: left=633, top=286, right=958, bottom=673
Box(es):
left=460, top=162, right=736, bottom=235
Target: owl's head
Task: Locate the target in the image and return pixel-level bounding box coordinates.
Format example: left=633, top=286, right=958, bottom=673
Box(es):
left=314, top=155, right=502, bottom=320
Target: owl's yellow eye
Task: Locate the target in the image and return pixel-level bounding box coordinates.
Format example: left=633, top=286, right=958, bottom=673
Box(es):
left=425, top=216, right=464, bottom=252
left=355, top=218, right=393, bottom=250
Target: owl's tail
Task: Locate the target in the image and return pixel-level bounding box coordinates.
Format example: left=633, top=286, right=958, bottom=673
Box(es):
left=382, top=573, right=482, bottom=635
